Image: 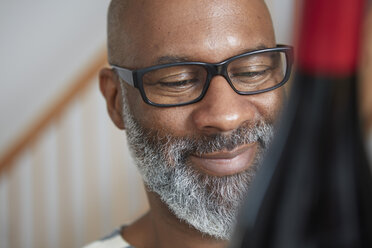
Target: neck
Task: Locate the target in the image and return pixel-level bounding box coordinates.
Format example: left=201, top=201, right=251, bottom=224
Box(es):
left=122, top=191, right=228, bottom=248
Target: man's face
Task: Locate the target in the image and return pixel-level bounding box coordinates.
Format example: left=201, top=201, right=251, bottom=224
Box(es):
left=102, top=0, right=284, bottom=240
left=118, top=0, right=282, bottom=172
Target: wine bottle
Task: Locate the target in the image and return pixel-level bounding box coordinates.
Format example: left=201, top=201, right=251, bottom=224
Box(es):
left=231, top=0, right=372, bottom=247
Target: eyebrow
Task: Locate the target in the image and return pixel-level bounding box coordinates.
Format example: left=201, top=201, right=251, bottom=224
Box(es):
left=156, top=55, right=191, bottom=64
left=155, top=44, right=270, bottom=65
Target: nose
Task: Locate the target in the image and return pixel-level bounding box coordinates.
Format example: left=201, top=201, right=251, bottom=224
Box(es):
left=191, top=76, right=258, bottom=134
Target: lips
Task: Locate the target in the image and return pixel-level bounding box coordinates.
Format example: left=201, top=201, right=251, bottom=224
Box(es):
left=189, top=142, right=258, bottom=177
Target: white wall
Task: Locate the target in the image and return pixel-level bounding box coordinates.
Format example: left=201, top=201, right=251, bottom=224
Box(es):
left=0, top=0, right=110, bottom=157
left=265, top=0, right=295, bottom=45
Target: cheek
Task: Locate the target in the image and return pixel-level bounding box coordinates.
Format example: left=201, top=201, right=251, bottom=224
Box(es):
left=252, top=88, right=285, bottom=123
left=126, top=86, right=194, bottom=136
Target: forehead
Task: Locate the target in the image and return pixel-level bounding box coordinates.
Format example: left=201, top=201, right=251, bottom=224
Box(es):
left=115, top=0, right=275, bottom=67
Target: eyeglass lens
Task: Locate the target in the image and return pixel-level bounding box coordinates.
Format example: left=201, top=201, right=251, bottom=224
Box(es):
left=142, top=51, right=287, bottom=105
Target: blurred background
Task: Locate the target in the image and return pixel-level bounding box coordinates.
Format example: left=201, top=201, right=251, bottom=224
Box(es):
left=0, top=0, right=370, bottom=247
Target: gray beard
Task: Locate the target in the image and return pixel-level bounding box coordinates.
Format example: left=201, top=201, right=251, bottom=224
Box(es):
left=120, top=89, right=274, bottom=240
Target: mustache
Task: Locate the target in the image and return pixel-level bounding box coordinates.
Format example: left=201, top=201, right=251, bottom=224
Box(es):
left=157, top=120, right=274, bottom=159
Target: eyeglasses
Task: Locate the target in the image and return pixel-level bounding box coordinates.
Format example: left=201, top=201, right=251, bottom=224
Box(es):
left=112, top=45, right=293, bottom=107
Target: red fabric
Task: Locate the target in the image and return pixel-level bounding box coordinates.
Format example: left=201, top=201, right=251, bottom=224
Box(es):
left=298, top=0, right=365, bottom=75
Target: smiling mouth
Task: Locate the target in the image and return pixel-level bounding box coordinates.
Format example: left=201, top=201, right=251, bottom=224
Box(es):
left=189, top=142, right=258, bottom=177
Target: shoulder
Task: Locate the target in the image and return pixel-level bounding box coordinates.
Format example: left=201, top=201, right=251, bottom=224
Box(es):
left=82, top=227, right=134, bottom=248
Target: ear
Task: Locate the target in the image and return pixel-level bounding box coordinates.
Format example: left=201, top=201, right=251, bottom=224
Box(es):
left=99, top=68, right=126, bottom=130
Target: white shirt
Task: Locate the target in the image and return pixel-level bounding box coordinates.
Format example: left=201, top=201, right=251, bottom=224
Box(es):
left=82, top=227, right=133, bottom=248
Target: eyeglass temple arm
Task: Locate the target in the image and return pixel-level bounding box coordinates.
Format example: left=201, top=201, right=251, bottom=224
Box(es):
left=112, top=66, right=135, bottom=86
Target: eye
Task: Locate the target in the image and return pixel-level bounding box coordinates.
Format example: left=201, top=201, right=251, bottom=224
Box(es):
left=159, top=79, right=199, bottom=88
left=232, top=69, right=269, bottom=78
left=228, top=66, right=275, bottom=91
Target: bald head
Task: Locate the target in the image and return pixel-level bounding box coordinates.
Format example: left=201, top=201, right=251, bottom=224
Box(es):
left=107, top=0, right=130, bottom=65
left=107, top=0, right=275, bottom=66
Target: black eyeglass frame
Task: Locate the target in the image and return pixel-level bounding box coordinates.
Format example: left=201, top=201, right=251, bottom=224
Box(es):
left=112, top=45, right=293, bottom=107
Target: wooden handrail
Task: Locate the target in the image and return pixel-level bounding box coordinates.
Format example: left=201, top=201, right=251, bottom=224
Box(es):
left=0, top=47, right=108, bottom=175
